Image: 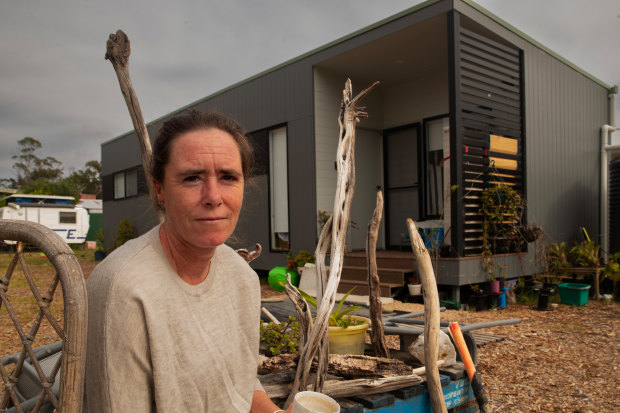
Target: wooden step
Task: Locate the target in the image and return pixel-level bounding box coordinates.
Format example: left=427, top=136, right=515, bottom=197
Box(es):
left=344, top=255, right=415, bottom=270
left=337, top=279, right=403, bottom=297
left=338, top=266, right=413, bottom=285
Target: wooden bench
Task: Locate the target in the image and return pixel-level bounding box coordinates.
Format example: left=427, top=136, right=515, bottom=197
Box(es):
left=556, top=267, right=602, bottom=299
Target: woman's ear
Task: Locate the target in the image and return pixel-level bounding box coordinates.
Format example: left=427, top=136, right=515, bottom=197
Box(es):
left=153, top=179, right=164, bottom=204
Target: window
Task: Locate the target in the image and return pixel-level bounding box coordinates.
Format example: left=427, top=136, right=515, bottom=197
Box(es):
left=59, top=211, right=76, bottom=224
left=424, top=115, right=449, bottom=218
left=269, top=127, right=289, bottom=251
left=114, top=173, right=125, bottom=199
left=126, top=169, right=138, bottom=197
left=114, top=168, right=139, bottom=199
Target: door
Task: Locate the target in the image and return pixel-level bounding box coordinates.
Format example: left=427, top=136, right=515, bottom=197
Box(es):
left=384, top=124, right=421, bottom=249
left=348, top=129, right=383, bottom=251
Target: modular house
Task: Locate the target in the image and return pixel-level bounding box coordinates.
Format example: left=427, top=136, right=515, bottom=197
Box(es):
left=101, top=0, right=616, bottom=300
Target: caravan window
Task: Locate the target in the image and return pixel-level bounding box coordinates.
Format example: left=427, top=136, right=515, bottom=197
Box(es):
left=59, top=211, right=76, bottom=224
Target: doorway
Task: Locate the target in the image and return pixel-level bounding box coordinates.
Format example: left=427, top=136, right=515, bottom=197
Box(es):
left=383, top=124, right=421, bottom=249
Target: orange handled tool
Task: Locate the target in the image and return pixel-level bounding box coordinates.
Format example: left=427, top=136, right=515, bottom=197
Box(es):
left=448, top=322, right=490, bottom=413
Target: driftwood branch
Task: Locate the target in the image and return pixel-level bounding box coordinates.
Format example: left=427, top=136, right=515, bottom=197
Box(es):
left=259, top=354, right=412, bottom=378
left=235, top=243, right=262, bottom=263
left=407, top=218, right=448, bottom=413
left=105, top=30, right=162, bottom=222
left=284, top=275, right=313, bottom=349
left=285, top=79, right=379, bottom=407
left=263, top=374, right=423, bottom=400
left=367, top=189, right=389, bottom=357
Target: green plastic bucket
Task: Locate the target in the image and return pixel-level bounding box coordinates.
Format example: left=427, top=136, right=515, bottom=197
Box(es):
left=558, top=283, right=590, bottom=306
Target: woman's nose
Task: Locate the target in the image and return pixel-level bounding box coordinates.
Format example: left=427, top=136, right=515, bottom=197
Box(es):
left=202, top=179, right=223, bottom=206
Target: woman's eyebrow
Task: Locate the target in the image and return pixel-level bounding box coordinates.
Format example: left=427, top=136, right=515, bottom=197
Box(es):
left=220, top=168, right=242, bottom=177
left=177, top=168, right=205, bottom=177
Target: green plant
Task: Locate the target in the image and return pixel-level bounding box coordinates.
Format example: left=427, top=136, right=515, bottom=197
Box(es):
left=116, top=219, right=138, bottom=247
left=568, top=229, right=600, bottom=268
left=287, top=250, right=315, bottom=271
left=259, top=315, right=300, bottom=356
left=604, top=251, right=620, bottom=281
left=546, top=241, right=571, bottom=274
left=297, top=287, right=364, bottom=328
left=95, top=228, right=105, bottom=252
left=480, top=184, right=524, bottom=281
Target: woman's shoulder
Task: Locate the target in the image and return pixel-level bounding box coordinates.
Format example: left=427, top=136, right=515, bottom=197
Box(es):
left=215, top=244, right=256, bottom=277
left=87, top=226, right=163, bottom=291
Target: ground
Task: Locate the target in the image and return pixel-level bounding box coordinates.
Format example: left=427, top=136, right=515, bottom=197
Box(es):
left=1, top=251, right=618, bottom=412
left=262, top=284, right=620, bottom=412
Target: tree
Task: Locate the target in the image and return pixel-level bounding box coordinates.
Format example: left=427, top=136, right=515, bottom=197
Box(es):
left=66, top=160, right=102, bottom=198
left=20, top=177, right=80, bottom=201
left=5, top=137, right=63, bottom=188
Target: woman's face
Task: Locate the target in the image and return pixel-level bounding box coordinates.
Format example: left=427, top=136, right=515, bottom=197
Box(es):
left=154, top=128, right=244, bottom=252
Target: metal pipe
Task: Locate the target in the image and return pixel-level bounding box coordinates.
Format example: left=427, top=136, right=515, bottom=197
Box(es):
left=601, top=86, right=618, bottom=260
left=601, top=123, right=616, bottom=260
left=382, top=318, right=521, bottom=335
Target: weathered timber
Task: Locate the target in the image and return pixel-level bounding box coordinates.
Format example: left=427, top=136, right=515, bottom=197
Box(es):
left=366, top=189, right=389, bottom=357
left=263, top=374, right=423, bottom=400
left=285, top=79, right=379, bottom=407
left=235, top=243, right=262, bottom=264
left=407, top=218, right=448, bottom=413
left=259, top=354, right=412, bottom=378
left=105, top=30, right=161, bottom=221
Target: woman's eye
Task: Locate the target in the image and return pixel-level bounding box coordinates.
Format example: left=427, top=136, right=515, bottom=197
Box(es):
left=222, top=174, right=239, bottom=182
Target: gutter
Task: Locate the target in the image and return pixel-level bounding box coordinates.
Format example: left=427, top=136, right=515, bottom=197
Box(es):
left=601, top=86, right=618, bottom=260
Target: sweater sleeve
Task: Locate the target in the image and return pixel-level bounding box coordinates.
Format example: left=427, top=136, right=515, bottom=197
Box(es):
left=86, top=251, right=155, bottom=412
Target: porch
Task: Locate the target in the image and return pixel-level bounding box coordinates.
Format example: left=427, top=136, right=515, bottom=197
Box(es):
left=339, top=249, right=537, bottom=303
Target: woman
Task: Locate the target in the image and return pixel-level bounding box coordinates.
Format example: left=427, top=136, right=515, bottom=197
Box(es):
left=86, top=110, right=290, bottom=413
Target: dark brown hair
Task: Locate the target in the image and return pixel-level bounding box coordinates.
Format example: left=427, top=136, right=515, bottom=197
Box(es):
left=152, top=109, right=253, bottom=180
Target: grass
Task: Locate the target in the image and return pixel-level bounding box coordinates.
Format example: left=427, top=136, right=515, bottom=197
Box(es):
left=0, top=248, right=96, bottom=355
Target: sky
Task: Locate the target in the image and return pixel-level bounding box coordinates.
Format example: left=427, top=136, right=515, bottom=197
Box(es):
left=1, top=0, right=619, bottom=183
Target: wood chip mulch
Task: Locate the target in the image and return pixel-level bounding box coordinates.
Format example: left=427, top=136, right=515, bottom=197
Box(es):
left=389, top=298, right=620, bottom=413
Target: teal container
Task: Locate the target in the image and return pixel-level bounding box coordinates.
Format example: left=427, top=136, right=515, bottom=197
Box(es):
left=498, top=288, right=508, bottom=309
left=558, top=283, right=590, bottom=306
left=268, top=266, right=299, bottom=291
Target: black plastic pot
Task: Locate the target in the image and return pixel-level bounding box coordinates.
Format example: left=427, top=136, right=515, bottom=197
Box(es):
left=535, top=284, right=555, bottom=311
left=472, top=293, right=489, bottom=311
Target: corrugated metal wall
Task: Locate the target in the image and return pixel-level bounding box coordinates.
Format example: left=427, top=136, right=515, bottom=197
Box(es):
left=456, top=3, right=610, bottom=250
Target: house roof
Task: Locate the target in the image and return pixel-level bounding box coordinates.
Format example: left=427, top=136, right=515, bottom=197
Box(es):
left=77, top=198, right=103, bottom=211
left=102, top=0, right=613, bottom=146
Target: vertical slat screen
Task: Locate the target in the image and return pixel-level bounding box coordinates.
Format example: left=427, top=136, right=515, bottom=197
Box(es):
left=457, top=26, right=524, bottom=256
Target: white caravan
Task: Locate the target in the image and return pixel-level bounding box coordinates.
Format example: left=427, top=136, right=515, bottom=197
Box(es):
left=1, top=194, right=90, bottom=244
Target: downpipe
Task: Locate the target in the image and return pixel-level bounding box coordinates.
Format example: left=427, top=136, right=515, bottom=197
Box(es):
left=601, top=87, right=618, bottom=260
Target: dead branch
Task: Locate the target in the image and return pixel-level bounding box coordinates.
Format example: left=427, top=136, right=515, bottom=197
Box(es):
left=259, top=354, right=412, bottom=378
left=407, top=218, right=448, bottom=413
left=235, top=243, right=262, bottom=263
left=105, top=30, right=162, bottom=222
left=262, top=374, right=423, bottom=400
left=285, top=79, right=379, bottom=407
left=367, top=189, right=389, bottom=357
left=284, top=275, right=313, bottom=349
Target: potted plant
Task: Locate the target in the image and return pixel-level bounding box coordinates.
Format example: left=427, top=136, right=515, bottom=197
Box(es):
left=298, top=287, right=370, bottom=355
left=289, top=250, right=316, bottom=272
left=259, top=315, right=300, bottom=357
left=407, top=275, right=422, bottom=296
left=94, top=228, right=106, bottom=261
left=469, top=284, right=489, bottom=311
